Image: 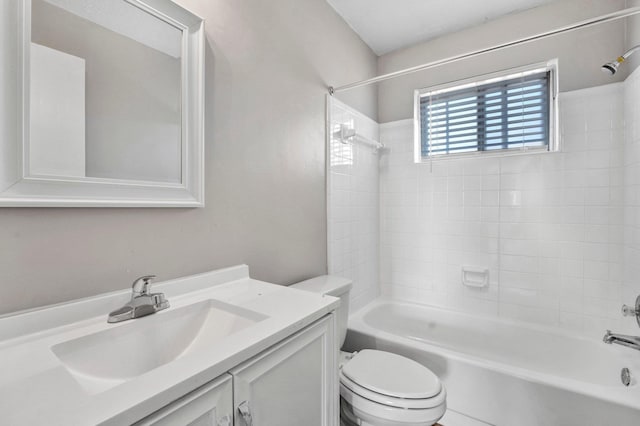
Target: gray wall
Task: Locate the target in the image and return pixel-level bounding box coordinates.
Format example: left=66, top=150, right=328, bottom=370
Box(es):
left=377, top=0, right=628, bottom=123
left=0, top=0, right=377, bottom=315
left=627, top=0, right=640, bottom=71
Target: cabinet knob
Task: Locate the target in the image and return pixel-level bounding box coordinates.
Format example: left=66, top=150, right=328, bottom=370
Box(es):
left=237, top=400, right=253, bottom=426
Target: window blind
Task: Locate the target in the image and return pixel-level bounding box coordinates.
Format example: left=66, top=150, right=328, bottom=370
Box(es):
left=419, top=71, right=550, bottom=157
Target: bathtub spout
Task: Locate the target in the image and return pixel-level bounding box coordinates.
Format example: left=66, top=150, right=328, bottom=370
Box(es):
left=603, top=330, right=640, bottom=351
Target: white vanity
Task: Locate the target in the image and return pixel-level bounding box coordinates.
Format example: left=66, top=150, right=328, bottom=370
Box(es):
left=0, top=265, right=339, bottom=425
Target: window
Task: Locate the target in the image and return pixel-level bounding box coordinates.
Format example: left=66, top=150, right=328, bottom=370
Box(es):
left=414, top=62, right=557, bottom=161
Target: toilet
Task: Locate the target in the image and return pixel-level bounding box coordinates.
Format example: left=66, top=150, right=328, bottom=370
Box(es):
left=292, top=276, right=446, bottom=426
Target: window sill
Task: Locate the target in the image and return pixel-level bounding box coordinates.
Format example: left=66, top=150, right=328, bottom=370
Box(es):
left=414, top=145, right=560, bottom=163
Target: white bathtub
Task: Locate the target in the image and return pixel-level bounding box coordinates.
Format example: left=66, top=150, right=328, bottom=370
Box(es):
left=344, top=299, right=640, bottom=426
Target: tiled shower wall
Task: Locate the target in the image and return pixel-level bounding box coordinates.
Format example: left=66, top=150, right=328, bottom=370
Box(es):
left=379, top=82, right=628, bottom=337
left=623, top=68, right=640, bottom=335
left=327, top=98, right=380, bottom=311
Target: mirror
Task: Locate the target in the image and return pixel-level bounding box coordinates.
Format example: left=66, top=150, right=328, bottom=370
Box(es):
left=0, top=0, right=204, bottom=207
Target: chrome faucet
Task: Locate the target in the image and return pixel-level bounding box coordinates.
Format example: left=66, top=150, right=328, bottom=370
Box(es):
left=107, top=275, right=170, bottom=323
left=603, top=330, right=640, bottom=351
left=602, top=295, right=640, bottom=352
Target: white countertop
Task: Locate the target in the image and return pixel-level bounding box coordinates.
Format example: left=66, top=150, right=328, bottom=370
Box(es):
left=0, top=265, right=339, bottom=425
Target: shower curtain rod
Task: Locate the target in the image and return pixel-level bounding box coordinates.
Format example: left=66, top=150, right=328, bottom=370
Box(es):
left=328, top=7, right=640, bottom=95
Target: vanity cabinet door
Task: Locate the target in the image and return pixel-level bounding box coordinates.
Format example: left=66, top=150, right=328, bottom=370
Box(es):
left=231, top=315, right=337, bottom=426
left=135, top=374, right=233, bottom=426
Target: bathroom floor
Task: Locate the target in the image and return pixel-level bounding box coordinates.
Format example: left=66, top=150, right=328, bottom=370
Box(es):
left=440, top=408, right=494, bottom=426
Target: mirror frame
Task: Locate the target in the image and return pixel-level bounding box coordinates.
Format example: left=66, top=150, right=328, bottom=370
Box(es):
left=0, top=0, right=204, bottom=207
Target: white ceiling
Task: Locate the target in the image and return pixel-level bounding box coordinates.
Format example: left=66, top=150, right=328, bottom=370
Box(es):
left=327, top=0, right=559, bottom=55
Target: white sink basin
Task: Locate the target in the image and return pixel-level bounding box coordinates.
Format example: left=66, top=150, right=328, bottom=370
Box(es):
left=51, top=299, right=267, bottom=394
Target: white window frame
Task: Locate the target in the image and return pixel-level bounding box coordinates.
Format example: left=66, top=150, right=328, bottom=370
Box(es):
left=413, top=59, right=559, bottom=163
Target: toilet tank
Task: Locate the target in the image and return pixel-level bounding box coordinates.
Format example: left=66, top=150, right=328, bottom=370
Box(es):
left=290, top=276, right=352, bottom=348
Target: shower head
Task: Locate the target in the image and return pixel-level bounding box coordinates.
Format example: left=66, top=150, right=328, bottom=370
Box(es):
left=601, top=59, right=622, bottom=75
left=602, top=45, right=640, bottom=76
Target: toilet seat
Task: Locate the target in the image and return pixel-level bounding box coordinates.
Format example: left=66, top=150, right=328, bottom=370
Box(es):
left=340, top=372, right=445, bottom=410
left=338, top=349, right=446, bottom=423
left=341, top=350, right=442, bottom=400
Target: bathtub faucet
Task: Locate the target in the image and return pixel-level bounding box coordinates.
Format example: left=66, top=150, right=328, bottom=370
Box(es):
left=603, top=330, right=640, bottom=351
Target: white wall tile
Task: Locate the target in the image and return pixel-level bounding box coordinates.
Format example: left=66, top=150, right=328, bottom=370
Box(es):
left=621, top=67, right=640, bottom=334
left=328, top=98, right=380, bottom=312
left=379, top=82, right=629, bottom=335
left=327, top=75, right=640, bottom=338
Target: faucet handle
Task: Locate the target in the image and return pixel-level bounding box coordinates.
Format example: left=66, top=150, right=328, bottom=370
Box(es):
left=152, top=292, right=170, bottom=310
left=622, top=295, right=640, bottom=328
left=132, top=275, right=156, bottom=297
left=622, top=304, right=637, bottom=316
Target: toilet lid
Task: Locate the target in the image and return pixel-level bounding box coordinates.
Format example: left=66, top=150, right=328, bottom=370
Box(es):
left=341, top=350, right=441, bottom=399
